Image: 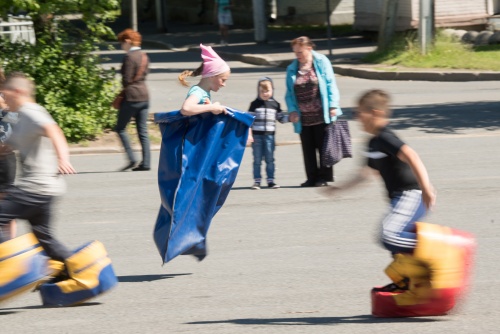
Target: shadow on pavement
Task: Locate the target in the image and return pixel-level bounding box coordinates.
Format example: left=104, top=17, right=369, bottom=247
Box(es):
left=1, top=302, right=102, bottom=311
left=76, top=171, right=125, bottom=175
left=186, top=314, right=445, bottom=326
left=343, top=101, right=500, bottom=133
left=231, top=185, right=303, bottom=191
left=0, top=311, right=18, bottom=315
left=145, top=67, right=285, bottom=75
left=392, top=101, right=500, bottom=133
left=117, top=273, right=192, bottom=283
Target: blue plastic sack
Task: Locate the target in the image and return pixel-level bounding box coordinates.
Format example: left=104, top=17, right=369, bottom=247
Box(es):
left=154, top=108, right=253, bottom=263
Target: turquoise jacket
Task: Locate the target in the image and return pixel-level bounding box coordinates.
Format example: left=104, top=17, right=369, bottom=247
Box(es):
left=285, top=50, right=342, bottom=134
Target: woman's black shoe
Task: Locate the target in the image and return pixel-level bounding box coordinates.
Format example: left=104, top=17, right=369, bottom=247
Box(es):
left=300, top=180, right=316, bottom=187
left=120, top=161, right=137, bottom=171
left=132, top=165, right=151, bottom=171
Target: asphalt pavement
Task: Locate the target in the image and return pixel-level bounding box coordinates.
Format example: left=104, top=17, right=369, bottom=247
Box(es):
left=2, top=20, right=498, bottom=333
left=3, top=125, right=499, bottom=333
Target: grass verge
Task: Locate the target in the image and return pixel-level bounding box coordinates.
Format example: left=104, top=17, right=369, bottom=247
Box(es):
left=363, top=31, right=500, bottom=71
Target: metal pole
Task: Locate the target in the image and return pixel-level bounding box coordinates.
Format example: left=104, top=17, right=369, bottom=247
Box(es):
left=155, top=0, right=164, bottom=32
left=419, top=0, right=434, bottom=55
left=253, top=0, right=267, bottom=43
left=326, top=0, right=332, bottom=58
left=131, top=0, right=138, bottom=31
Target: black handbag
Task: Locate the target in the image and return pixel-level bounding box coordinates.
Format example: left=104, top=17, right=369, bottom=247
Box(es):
left=321, top=120, right=353, bottom=167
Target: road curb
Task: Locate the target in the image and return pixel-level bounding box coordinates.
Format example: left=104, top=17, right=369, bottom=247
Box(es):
left=181, top=43, right=500, bottom=82
left=69, top=145, right=162, bottom=155
left=69, top=142, right=301, bottom=155
left=185, top=46, right=293, bottom=68
left=332, top=64, right=500, bottom=82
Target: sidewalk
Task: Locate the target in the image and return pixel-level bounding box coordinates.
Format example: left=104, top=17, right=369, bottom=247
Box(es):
left=132, top=20, right=500, bottom=82
left=71, top=20, right=499, bottom=155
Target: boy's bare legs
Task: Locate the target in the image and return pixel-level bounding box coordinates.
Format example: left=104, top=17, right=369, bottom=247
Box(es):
left=219, top=24, right=229, bottom=45
left=9, top=220, right=15, bottom=238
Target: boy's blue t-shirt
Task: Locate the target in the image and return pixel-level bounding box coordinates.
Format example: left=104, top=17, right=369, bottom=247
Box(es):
left=187, top=85, right=211, bottom=105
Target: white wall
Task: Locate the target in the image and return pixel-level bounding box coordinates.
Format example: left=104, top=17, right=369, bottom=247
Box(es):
left=276, top=0, right=354, bottom=25
left=354, top=0, right=489, bottom=31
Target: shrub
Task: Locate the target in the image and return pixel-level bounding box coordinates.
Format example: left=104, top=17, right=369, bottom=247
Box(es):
left=0, top=33, right=119, bottom=142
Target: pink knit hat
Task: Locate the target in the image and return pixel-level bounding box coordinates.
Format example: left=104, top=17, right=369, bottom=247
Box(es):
left=200, top=44, right=230, bottom=78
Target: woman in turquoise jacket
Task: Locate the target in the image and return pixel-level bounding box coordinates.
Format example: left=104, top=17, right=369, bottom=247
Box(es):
left=285, top=36, right=343, bottom=187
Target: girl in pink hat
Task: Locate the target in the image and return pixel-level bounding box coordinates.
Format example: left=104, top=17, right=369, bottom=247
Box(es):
left=178, top=44, right=230, bottom=116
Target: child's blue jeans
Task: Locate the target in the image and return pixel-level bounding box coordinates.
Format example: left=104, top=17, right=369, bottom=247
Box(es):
left=252, top=134, right=275, bottom=182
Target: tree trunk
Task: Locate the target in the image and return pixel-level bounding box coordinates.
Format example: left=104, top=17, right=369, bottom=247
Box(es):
left=32, top=14, right=56, bottom=41
left=378, top=0, right=399, bottom=51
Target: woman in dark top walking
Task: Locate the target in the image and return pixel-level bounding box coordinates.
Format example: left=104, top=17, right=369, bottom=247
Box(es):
left=116, top=29, right=151, bottom=171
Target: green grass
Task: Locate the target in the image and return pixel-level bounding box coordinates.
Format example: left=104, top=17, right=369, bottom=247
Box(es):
left=363, top=32, right=500, bottom=71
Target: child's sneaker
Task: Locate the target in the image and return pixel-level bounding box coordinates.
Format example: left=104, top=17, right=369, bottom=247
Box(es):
left=251, top=183, right=261, bottom=190
left=268, top=182, right=280, bottom=189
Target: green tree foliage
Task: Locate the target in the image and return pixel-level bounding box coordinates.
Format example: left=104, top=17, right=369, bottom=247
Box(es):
left=0, top=0, right=121, bottom=142
left=0, top=0, right=120, bottom=39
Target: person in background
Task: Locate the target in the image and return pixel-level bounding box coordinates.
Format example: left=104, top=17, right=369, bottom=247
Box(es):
left=214, top=0, right=233, bottom=46
left=285, top=36, right=343, bottom=187
left=247, top=77, right=287, bottom=190
left=115, top=29, right=151, bottom=172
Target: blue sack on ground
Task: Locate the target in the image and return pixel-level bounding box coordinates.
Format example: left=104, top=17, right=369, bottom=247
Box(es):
left=154, top=108, right=253, bottom=263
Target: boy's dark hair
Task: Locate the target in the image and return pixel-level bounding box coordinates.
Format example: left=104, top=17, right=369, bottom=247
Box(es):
left=358, top=89, right=392, bottom=117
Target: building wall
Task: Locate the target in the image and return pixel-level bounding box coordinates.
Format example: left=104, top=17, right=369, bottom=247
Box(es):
left=430, top=0, right=488, bottom=27
left=276, top=0, right=354, bottom=25
left=123, top=0, right=256, bottom=26
left=121, top=0, right=354, bottom=27
left=354, top=0, right=413, bottom=31
left=165, top=0, right=255, bottom=27
left=354, top=0, right=489, bottom=32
